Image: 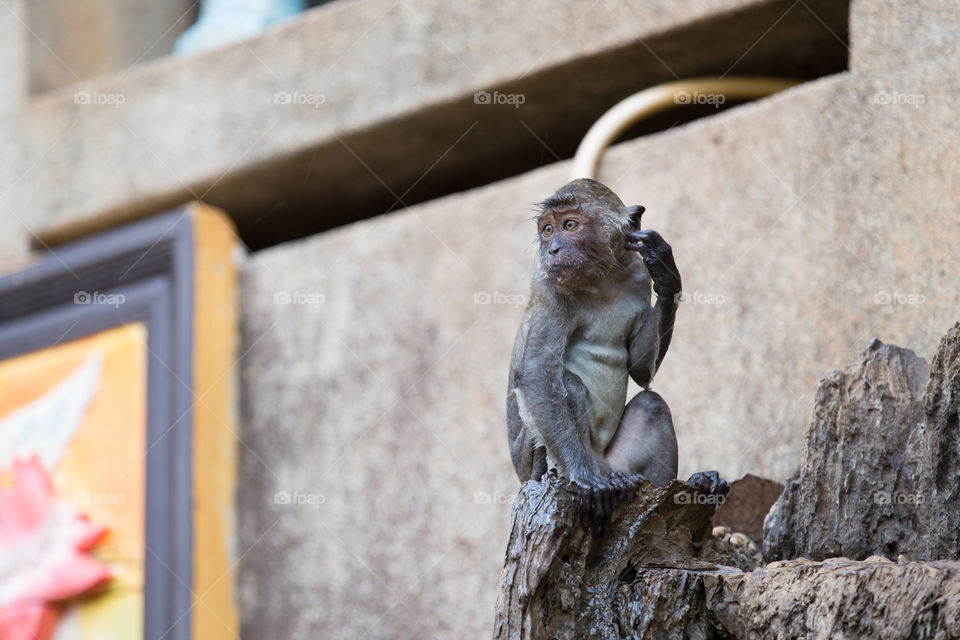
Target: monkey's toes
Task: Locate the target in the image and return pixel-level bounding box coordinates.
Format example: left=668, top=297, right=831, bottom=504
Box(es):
left=686, top=470, right=729, bottom=496
left=609, top=471, right=644, bottom=499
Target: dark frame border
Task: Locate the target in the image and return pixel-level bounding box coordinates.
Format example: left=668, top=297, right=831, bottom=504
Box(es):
left=0, top=211, right=195, bottom=640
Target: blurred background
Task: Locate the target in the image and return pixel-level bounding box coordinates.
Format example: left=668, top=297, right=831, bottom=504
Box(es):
left=0, top=0, right=958, bottom=638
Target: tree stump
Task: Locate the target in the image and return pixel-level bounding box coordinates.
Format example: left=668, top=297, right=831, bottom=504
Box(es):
left=493, top=474, right=725, bottom=640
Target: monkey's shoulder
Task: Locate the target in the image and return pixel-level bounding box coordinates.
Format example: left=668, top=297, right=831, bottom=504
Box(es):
left=626, top=257, right=654, bottom=289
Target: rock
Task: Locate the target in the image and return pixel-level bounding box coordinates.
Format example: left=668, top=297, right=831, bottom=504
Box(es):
left=913, top=323, right=960, bottom=559
left=711, top=473, right=783, bottom=545
left=716, top=557, right=960, bottom=639
left=763, top=338, right=930, bottom=561
left=700, top=526, right=763, bottom=572
left=765, top=326, right=960, bottom=562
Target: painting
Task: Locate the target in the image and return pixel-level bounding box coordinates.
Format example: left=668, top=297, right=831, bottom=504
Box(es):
left=0, top=324, right=148, bottom=639
left=0, top=205, right=239, bottom=640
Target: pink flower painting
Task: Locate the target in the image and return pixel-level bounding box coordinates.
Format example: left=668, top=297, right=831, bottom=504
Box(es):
left=0, top=457, right=111, bottom=640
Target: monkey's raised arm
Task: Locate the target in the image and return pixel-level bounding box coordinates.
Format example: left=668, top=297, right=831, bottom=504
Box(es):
left=653, top=291, right=679, bottom=370
left=625, top=227, right=682, bottom=372
left=626, top=308, right=659, bottom=388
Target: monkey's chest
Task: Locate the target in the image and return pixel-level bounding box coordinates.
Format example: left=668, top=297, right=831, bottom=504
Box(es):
left=563, top=324, right=631, bottom=454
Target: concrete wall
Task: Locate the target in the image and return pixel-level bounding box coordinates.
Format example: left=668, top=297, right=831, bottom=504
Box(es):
left=22, top=0, right=195, bottom=94
left=236, top=3, right=960, bottom=636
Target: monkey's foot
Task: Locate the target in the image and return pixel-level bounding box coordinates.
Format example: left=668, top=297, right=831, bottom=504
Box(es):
left=572, top=472, right=644, bottom=538
left=685, top=470, right=730, bottom=497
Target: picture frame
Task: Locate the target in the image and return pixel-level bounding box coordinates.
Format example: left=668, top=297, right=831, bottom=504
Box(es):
left=0, top=205, right=239, bottom=640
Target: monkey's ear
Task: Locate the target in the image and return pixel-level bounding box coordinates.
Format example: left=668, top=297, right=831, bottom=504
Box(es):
left=628, top=205, right=645, bottom=230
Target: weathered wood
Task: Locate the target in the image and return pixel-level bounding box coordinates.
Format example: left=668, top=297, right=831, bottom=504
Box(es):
left=495, top=324, right=960, bottom=639
left=493, top=475, right=721, bottom=640
left=494, top=476, right=960, bottom=639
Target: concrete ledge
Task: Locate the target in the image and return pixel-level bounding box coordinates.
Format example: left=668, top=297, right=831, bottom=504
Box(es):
left=1, top=0, right=848, bottom=254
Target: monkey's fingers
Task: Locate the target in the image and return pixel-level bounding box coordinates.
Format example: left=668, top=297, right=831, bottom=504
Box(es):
left=603, top=486, right=615, bottom=533
left=624, top=230, right=645, bottom=253
left=591, top=487, right=609, bottom=538
left=576, top=481, right=594, bottom=532
left=625, top=230, right=664, bottom=255
left=626, top=228, right=660, bottom=242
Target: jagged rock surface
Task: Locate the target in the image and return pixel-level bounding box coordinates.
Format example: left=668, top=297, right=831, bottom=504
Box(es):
left=765, top=325, right=960, bottom=562
left=716, top=557, right=960, bottom=639
left=915, top=323, right=960, bottom=559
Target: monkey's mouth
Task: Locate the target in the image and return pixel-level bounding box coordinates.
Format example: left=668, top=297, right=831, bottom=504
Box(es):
left=547, top=263, right=581, bottom=272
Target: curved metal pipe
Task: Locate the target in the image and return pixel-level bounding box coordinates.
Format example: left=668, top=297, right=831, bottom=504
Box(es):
left=571, top=76, right=801, bottom=180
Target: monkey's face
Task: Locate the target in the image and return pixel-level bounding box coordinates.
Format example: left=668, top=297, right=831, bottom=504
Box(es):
left=538, top=209, right=613, bottom=288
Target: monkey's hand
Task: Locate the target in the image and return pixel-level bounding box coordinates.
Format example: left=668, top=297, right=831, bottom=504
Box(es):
left=686, top=470, right=730, bottom=498
left=625, top=229, right=681, bottom=298
left=571, top=470, right=644, bottom=538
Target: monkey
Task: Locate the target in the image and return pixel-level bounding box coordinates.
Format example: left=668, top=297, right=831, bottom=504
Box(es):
left=506, top=178, right=726, bottom=537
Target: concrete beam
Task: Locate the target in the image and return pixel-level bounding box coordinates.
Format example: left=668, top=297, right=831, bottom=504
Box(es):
left=1, top=0, right=848, bottom=254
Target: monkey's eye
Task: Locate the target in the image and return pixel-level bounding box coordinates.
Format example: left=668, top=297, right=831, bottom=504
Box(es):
left=563, top=219, right=579, bottom=231
left=542, top=224, right=554, bottom=236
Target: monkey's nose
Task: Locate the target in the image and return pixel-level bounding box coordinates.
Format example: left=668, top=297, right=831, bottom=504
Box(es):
left=548, top=246, right=560, bottom=255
